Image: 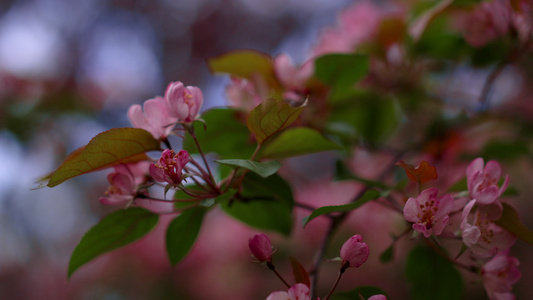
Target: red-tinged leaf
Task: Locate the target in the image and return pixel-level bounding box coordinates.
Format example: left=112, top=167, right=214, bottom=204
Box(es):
left=396, top=160, right=438, bottom=184
left=208, top=50, right=279, bottom=88
left=46, top=128, right=160, bottom=187
left=247, top=99, right=305, bottom=145
left=289, top=256, right=310, bottom=287
left=495, top=203, right=533, bottom=246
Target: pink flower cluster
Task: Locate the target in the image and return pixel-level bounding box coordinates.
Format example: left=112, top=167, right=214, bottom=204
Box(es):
left=128, top=81, right=204, bottom=139
left=99, top=162, right=149, bottom=206
left=149, top=149, right=189, bottom=186
left=402, top=157, right=520, bottom=299
left=403, top=188, right=454, bottom=238
left=455, top=0, right=533, bottom=47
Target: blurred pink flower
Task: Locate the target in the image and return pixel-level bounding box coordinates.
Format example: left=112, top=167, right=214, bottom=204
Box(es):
left=461, top=200, right=516, bottom=258
left=165, top=81, right=203, bottom=123
left=248, top=233, right=272, bottom=263
left=273, top=53, right=314, bottom=97
left=99, top=162, right=149, bottom=205
left=340, top=234, right=369, bottom=269
left=225, top=76, right=268, bottom=111
left=482, top=251, right=521, bottom=300
left=149, top=149, right=189, bottom=185
left=312, top=1, right=383, bottom=56
left=128, top=96, right=177, bottom=139
left=368, top=295, right=387, bottom=300
left=403, top=188, right=454, bottom=238
left=466, top=157, right=509, bottom=205
left=266, top=283, right=310, bottom=300
left=455, top=0, right=511, bottom=47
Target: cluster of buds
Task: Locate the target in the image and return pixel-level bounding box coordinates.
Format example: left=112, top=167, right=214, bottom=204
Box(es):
left=250, top=233, right=382, bottom=300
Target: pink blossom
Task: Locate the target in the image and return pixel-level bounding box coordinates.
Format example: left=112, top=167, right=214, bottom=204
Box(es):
left=248, top=233, right=272, bottom=263
left=273, top=53, right=314, bottom=94
left=403, top=188, right=454, bottom=238
left=165, top=81, right=203, bottom=123
left=368, top=295, right=387, bottom=300
left=225, top=76, right=268, bottom=111
left=149, top=149, right=189, bottom=185
left=99, top=162, right=149, bottom=205
left=266, top=283, right=310, bottom=300
left=128, top=96, right=177, bottom=140
left=482, top=251, right=521, bottom=300
left=455, top=0, right=512, bottom=47
left=466, top=158, right=509, bottom=205
left=461, top=200, right=516, bottom=258
left=339, top=234, right=369, bottom=269
left=312, top=1, right=383, bottom=57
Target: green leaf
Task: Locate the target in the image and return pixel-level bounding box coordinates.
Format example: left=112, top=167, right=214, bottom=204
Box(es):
left=221, top=172, right=293, bottom=235
left=481, top=140, right=531, bottom=161
left=241, top=172, right=294, bottom=208
left=221, top=198, right=292, bottom=236
left=330, top=286, right=388, bottom=300
left=314, top=54, right=368, bottom=97
left=166, top=206, right=206, bottom=265
left=45, top=128, right=159, bottom=187
left=208, top=50, right=279, bottom=87
left=328, top=93, right=399, bottom=147
left=215, top=159, right=281, bottom=178
left=495, top=203, right=533, bottom=246
left=303, top=190, right=381, bottom=227
left=406, top=246, right=463, bottom=300
left=289, top=256, right=310, bottom=288
left=247, top=99, right=305, bottom=145
left=260, top=127, right=342, bottom=159
left=68, top=207, right=158, bottom=278
left=174, top=185, right=206, bottom=209
left=183, top=108, right=256, bottom=159
left=379, top=245, right=394, bottom=263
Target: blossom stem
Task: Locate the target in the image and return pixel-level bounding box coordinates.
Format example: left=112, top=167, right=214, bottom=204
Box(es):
left=423, top=238, right=477, bottom=272
left=186, top=125, right=217, bottom=190
left=266, top=261, right=291, bottom=289
left=323, top=270, right=344, bottom=300
left=188, top=157, right=218, bottom=192
left=310, top=151, right=405, bottom=299
left=227, top=144, right=261, bottom=190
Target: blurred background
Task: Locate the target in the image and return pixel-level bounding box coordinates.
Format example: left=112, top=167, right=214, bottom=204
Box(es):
left=1, top=0, right=532, bottom=299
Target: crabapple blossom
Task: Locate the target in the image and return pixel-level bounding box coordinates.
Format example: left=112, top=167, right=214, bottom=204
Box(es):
left=225, top=76, right=268, bottom=111
left=461, top=200, right=516, bottom=258
left=482, top=251, right=521, bottom=300
left=466, top=157, right=509, bottom=205
left=403, top=188, right=454, bottom=238
left=273, top=54, right=313, bottom=101
left=248, top=233, right=272, bottom=263
left=455, top=0, right=511, bottom=47
left=266, top=283, right=310, bottom=300
left=165, top=81, right=203, bottom=123
left=128, top=96, right=177, bottom=140
left=339, top=234, right=369, bottom=270
left=149, top=149, right=189, bottom=185
left=99, top=162, right=149, bottom=206
left=368, top=295, right=387, bottom=300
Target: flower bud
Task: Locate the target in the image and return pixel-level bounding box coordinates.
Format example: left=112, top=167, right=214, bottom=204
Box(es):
left=249, top=233, right=272, bottom=263
left=340, top=234, right=369, bottom=270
